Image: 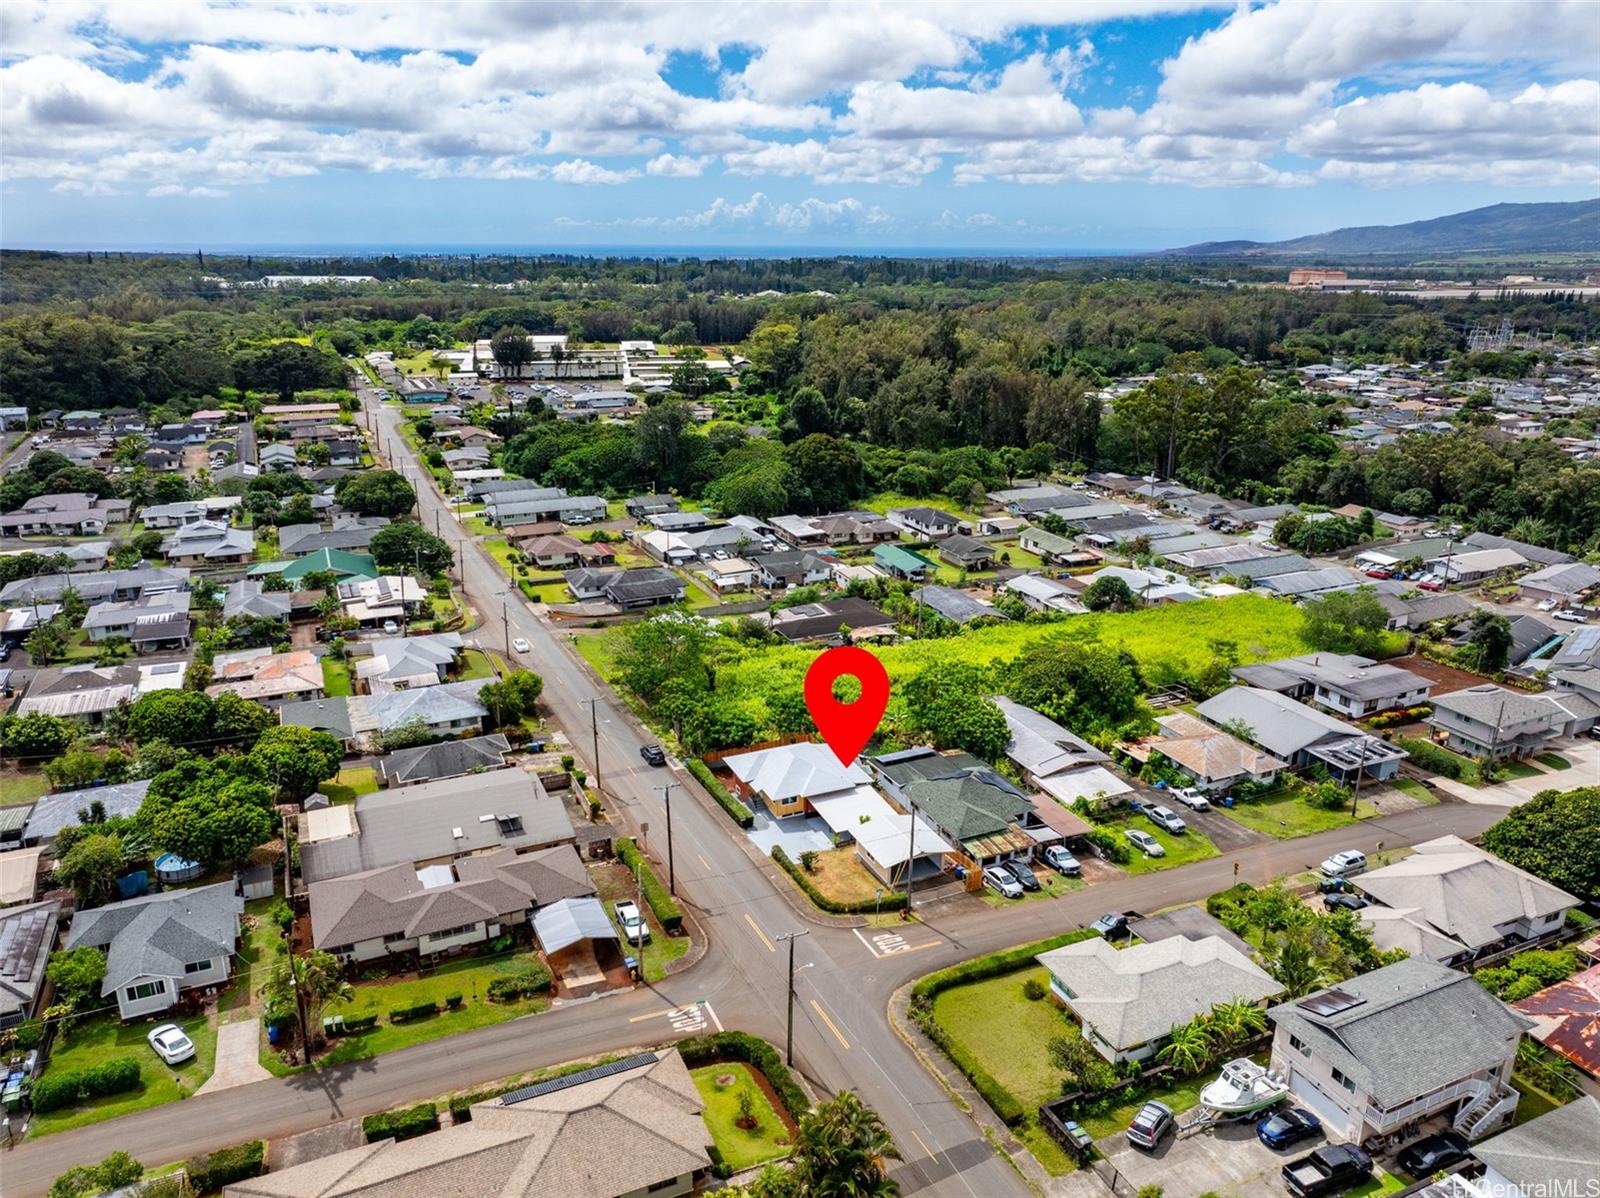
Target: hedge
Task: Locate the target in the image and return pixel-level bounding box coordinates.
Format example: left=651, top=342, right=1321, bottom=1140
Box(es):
left=617, top=837, right=683, bottom=933
left=908, top=929, right=1101, bottom=1128
left=772, top=846, right=907, bottom=915
left=677, top=1031, right=809, bottom=1118
left=184, top=1140, right=265, bottom=1193
left=486, top=962, right=552, bottom=1003
left=687, top=758, right=754, bottom=828
left=1395, top=736, right=1470, bottom=780
left=340, top=1013, right=379, bottom=1034
left=388, top=1000, right=440, bottom=1023
left=30, top=1056, right=142, bottom=1112
left=363, top=1102, right=440, bottom=1143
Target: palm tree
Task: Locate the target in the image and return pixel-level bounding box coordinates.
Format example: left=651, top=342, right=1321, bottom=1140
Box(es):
left=790, top=1091, right=903, bottom=1198
left=1157, top=1018, right=1214, bottom=1075
left=261, top=948, right=354, bottom=1063
left=1507, top=517, right=1553, bottom=548
left=1207, top=998, right=1267, bottom=1051
left=1262, top=930, right=1328, bottom=1000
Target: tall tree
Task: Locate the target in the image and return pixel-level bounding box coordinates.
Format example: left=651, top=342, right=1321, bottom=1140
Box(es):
left=489, top=324, right=534, bottom=377
left=789, top=1091, right=902, bottom=1198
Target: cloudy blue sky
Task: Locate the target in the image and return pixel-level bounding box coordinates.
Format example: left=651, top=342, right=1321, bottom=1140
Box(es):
left=2, top=1, right=1597, bottom=252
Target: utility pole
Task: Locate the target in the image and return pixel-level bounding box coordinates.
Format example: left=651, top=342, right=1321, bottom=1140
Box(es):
left=775, top=930, right=810, bottom=1066
left=579, top=697, right=602, bottom=787
left=501, top=597, right=510, bottom=653
left=280, top=813, right=312, bottom=1065
left=1350, top=732, right=1372, bottom=818
left=658, top=784, right=677, bottom=896
left=903, top=799, right=918, bottom=907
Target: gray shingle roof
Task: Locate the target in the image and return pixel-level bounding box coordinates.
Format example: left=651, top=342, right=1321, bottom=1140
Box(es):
left=1430, top=684, right=1563, bottom=729
left=911, top=585, right=999, bottom=623
left=991, top=696, right=1108, bottom=776
left=1267, top=957, right=1534, bottom=1108
left=66, top=882, right=242, bottom=994
left=1470, top=1096, right=1600, bottom=1192
left=374, top=735, right=512, bottom=787
left=24, top=780, right=151, bottom=844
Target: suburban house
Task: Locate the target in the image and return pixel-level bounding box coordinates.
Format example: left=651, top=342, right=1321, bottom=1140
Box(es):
left=366, top=679, right=492, bottom=739
left=138, top=500, right=211, bottom=530
left=1267, top=958, right=1530, bottom=1146
left=992, top=697, right=1132, bottom=808
left=259, top=442, right=298, bottom=472
left=374, top=733, right=512, bottom=788
left=0, top=900, right=63, bottom=1030
left=1427, top=547, right=1529, bottom=585
left=18, top=661, right=186, bottom=726
left=936, top=534, right=996, bottom=570
left=626, top=493, right=680, bottom=518
left=21, top=780, right=150, bottom=847
left=162, top=520, right=256, bottom=566
left=813, top=511, right=901, bottom=544
left=768, top=597, right=893, bottom=643
left=311, top=844, right=593, bottom=963
left=1195, top=686, right=1407, bottom=785
left=298, top=770, right=574, bottom=886
left=700, top=557, right=756, bottom=593
left=869, top=748, right=1036, bottom=869
left=564, top=566, right=687, bottom=608
left=1427, top=684, right=1572, bottom=759
left=749, top=550, right=832, bottom=590
left=1461, top=530, right=1573, bottom=568
left=278, top=518, right=390, bottom=556
left=725, top=742, right=870, bottom=820
left=911, top=585, right=1001, bottom=625
left=1376, top=591, right=1475, bottom=631
left=1019, top=526, right=1101, bottom=567
left=249, top=548, right=379, bottom=586
left=1461, top=1097, right=1600, bottom=1198
left=1353, top=835, right=1576, bottom=966
left=208, top=647, right=324, bottom=707
left=65, top=882, right=244, bottom=1020
left=888, top=506, right=961, bottom=538
left=1004, top=573, right=1084, bottom=613
left=354, top=632, right=463, bottom=692
left=1516, top=561, right=1600, bottom=607
left=1035, top=935, right=1281, bottom=1064
left=0, top=493, right=131, bottom=536
left=1511, top=968, right=1600, bottom=1085
left=518, top=534, right=584, bottom=569
left=485, top=491, right=607, bottom=526
left=336, top=575, right=428, bottom=627
left=82, top=592, right=193, bottom=652
left=872, top=543, right=937, bottom=580
left=222, top=1050, right=713, bottom=1198
left=1123, top=712, right=1287, bottom=793
left=1231, top=653, right=1432, bottom=718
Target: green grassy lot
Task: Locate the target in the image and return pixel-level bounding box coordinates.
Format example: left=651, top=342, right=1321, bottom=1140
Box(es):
left=523, top=579, right=573, bottom=604
left=29, top=1011, right=218, bottom=1137
left=859, top=491, right=982, bottom=522
left=3, top=770, right=50, bottom=806
left=322, top=766, right=378, bottom=804
left=1535, top=753, right=1572, bottom=770
left=1389, top=778, right=1437, bottom=803
left=458, top=649, right=496, bottom=680
left=592, top=864, right=689, bottom=982
left=932, top=966, right=1071, bottom=1110
left=1221, top=788, right=1375, bottom=840
left=318, top=953, right=551, bottom=1066
left=1101, top=816, right=1219, bottom=873
left=691, top=1064, right=793, bottom=1170
left=321, top=656, right=353, bottom=697
left=1502, top=760, right=1544, bottom=780
left=573, top=630, right=624, bottom=678
left=223, top=898, right=283, bottom=1020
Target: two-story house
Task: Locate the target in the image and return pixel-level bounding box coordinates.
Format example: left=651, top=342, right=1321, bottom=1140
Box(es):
left=1232, top=653, right=1432, bottom=719
left=1267, top=958, right=1531, bottom=1148
left=887, top=506, right=962, bottom=538
left=1427, top=684, right=1569, bottom=760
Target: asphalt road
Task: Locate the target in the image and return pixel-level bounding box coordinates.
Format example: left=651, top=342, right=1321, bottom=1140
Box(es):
left=0, top=388, right=1517, bottom=1196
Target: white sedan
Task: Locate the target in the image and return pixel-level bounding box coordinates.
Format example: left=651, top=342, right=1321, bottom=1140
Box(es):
left=1124, top=829, right=1166, bottom=858
left=613, top=899, right=651, bottom=945
left=511, top=637, right=531, bottom=654
left=147, top=1023, right=196, bottom=1066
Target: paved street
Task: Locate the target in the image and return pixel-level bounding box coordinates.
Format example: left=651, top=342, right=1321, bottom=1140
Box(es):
left=0, top=385, right=1518, bottom=1196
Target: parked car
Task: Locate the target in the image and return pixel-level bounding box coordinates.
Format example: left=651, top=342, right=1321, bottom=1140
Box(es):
left=1324, top=893, right=1369, bottom=913
left=1396, top=1131, right=1470, bottom=1178
left=1091, top=912, right=1129, bottom=938
left=147, top=1024, right=196, bottom=1066
left=639, top=743, right=666, bottom=766
left=1319, top=849, right=1367, bottom=878
left=983, top=866, right=1023, bottom=899
left=1416, top=576, right=1444, bottom=592
left=1257, top=1107, right=1322, bottom=1150
left=0, top=642, right=11, bottom=662
left=1170, top=787, right=1211, bottom=811
left=612, top=899, right=651, bottom=945
left=1125, top=1100, right=1175, bottom=1150
left=1145, top=804, right=1187, bottom=834
left=1041, top=845, right=1081, bottom=876
left=1364, top=568, right=1392, bottom=580
left=1124, top=829, right=1165, bottom=858
left=511, top=637, right=531, bottom=653
left=999, top=859, right=1041, bottom=891
left=1555, top=608, right=1591, bottom=624
left=1536, top=598, right=1558, bottom=612
left=381, top=620, right=399, bottom=634
left=1282, top=1144, right=1373, bottom=1198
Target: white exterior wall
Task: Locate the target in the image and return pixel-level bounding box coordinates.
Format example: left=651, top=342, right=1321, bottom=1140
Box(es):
left=418, top=922, right=497, bottom=955
left=116, top=957, right=231, bottom=1020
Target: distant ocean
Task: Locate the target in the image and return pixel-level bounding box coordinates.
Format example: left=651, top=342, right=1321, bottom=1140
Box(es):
left=10, top=242, right=1153, bottom=259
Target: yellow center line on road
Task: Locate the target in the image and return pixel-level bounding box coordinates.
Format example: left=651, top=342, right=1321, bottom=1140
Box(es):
left=627, top=1008, right=677, bottom=1023
left=910, top=1130, right=934, bottom=1159
left=810, top=998, right=850, bottom=1050
left=744, top=912, right=776, bottom=952
left=696, top=853, right=712, bottom=872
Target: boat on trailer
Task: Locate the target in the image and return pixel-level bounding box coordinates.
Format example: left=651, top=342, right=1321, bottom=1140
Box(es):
left=1198, top=1058, right=1289, bottom=1115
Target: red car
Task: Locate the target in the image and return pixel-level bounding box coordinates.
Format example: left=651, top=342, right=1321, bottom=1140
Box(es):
left=1416, top=578, right=1444, bottom=592
left=1364, top=568, right=1391, bottom=579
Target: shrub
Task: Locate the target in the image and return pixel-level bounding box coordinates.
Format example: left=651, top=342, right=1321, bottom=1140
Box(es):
left=362, top=1102, right=439, bottom=1143
left=1395, top=736, right=1468, bottom=779
left=486, top=962, right=551, bottom=1003
left=185, top=1141, right=265, bottom=1193
left=1023, top=977, right=1046, bottom=1001
left=617, top=837, right=683, bottom=933
left=267, top=899, right=294, bottom=932
left=772, top=847, right=907, bottom=916
left=336, top=1013, right=378, bottom=1034
left=799, top=849, right=820, bottom=873
left=388, top=1000, right=440, bottom=1023
left=6, top=1019, right=42, bottom=1051
left=677, top=1031, right=809, bottom=1118
left=445, top=992, right=464, bottom=1009
left=30, top=1057, right=142, bottom=1111
left=687, top=758, right=754, bottom=828
left=1507, top=949, right=1577, bottom=986
left=1085, top=827, right=1132, bottom=864
left=1501, top=975, right=1544, bottom=1003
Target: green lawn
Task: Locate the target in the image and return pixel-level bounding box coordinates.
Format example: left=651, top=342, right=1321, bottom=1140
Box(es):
left=1502, top=761, right=1544, bottom=780
left=931, top=966, right=1072, bottom=1109
left=1535, top=753, right=1572, bottom=770
left=523, top=579, right=573, bottom=604
left=592, top=865, right=690, bottom=982
left=317, top=953, right=551, bottom=1066
left=691, top=1064, right=793, bottom=1170
left=1079, top=1072, right=1208, bottom=1140
left=1220, top=789, right=1373, bottom=840
left=458, top=649, right=496, bottom=680
left=1346, top=1171, right=1408, bottom=1198
left=993, top=542, right=1044, bottom=570
left=1388, top=778, right=1437, bottom=804
left=322, top=766, right=378, bottom=804
left=1510, top=1073, right=1568, bottom=1126
left=1102, top=816, right=1220, bottom=873
left=3, top=769, right=50, bottom=806
left=223, top=898, right=284, bottom=1020
left=321, top=656, right=353, bottom=697
left=29, top=1011, right=218, bottom=1137
left=859, top=491, right=982, bottom=522
left=573, top=630, right=624, bottom=679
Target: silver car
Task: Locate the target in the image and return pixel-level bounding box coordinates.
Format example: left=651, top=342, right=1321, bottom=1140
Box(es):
left=1145, top=804, right=1187, bottom=834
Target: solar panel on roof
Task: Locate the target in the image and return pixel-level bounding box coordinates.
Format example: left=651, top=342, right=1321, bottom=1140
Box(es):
left=1297, top=988, right=1366, bottom=1017
left=498, top=1052, right=659, bottom=1105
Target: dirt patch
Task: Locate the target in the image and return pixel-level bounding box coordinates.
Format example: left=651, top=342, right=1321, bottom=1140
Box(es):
left=805, top=848, right=885, bottom=906
left=1389, top=653, right=1492, bottom=697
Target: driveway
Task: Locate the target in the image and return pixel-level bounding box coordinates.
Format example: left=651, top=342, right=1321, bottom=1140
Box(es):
left=195, top=1018, right=271, bottom=1095
left=1434, top=736, right=1598, bottom=808
left=1183, top=806, right=1270, bottom=852
left=747, top=810, right=834, bottom=857
left=1098, top=1117, right=1327, bottom=1198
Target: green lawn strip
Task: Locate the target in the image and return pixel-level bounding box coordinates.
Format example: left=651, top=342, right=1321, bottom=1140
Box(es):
left=458, top=649, right=495, bottom=680
left=223, top=897, right=284, bottom=1020
left=318, top=954, right=551, bottom=1066
left=691, top=1064, right=793, bottom=1170
left=1099, top=817, right=1219, bottom=873
left=321, top=657, right=353, bottom=697
left=1015, top=1117, right=1078, bottom=1175
left=572, top=629, right=626, bottom=680
left=1346, top=1171, right=1408, bottom=1198
left=321, top=766, right=378, bottom=804
left=1077, top=1072, right=1207, bottom=1140
left=1501, top=761, right=1543, bottom=780
left=931, top=966, right=1073, bottom=1110
left=3, top=770, right=51, bottom=806
left=524, top=580, right=572, bottom=604
left=29, top=1011, right=218, bottom=1137
left=1534, top=753, right=1571, bottom=770
left=1388, top=778, right=1437, bottom=804
left=592, top=866, right=690, bottom=983
left=1220, top=790, right=1370, bottom=839
left=977, top=874, right=1084, bottom=909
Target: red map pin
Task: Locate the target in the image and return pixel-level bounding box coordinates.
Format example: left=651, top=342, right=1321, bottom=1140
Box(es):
left=804, top=646, right=890, bottom=766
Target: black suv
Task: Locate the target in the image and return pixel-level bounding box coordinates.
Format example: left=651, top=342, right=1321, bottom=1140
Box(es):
left=639, top=743, right=666, bottom=767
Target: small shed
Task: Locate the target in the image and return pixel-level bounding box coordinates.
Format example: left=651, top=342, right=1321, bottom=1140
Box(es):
left=238, top=863, right=275, bottom=901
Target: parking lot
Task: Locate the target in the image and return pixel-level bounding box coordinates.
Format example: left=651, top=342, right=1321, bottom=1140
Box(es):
left=1098, top=1117, right=1330, bottom=1198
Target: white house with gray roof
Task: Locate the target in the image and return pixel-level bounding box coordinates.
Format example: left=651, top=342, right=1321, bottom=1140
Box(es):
left=1427, top=684, right=1569, bottom=760
left=1195, top=686, right=1406, bottom=784
left=65, top=882, right=243, bottom=1020
left=1036, top=935, right=1281, bottom=1063
left=1267, top=958, right=1531, bottom=1146
left=1232, top=653, right=1431, bottom=719
left=1467, top=1096, right=1600, bottom=1198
